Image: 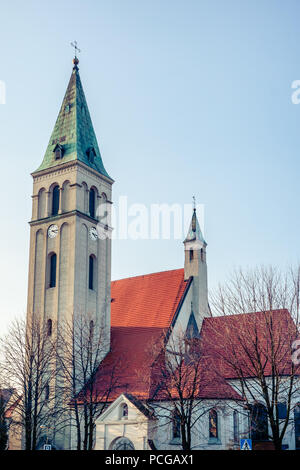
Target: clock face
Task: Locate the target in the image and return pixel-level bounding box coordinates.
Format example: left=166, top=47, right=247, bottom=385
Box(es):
left=48, top=224, right=58, bottom=239
left=89, top=226, right=98, bottom=241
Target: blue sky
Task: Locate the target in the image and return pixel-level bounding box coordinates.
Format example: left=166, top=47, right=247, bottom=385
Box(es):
left=0, top=0, right=299, bottom=334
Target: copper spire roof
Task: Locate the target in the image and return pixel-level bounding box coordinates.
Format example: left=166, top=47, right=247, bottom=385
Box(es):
left=34, top=58, right=111, bottom=179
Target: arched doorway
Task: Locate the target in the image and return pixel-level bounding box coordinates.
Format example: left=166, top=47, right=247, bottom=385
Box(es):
left=110, top=437, right=135, bottom=450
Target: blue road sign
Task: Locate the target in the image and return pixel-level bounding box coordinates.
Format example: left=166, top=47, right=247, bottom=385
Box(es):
left=240, top=439, right=252, bottom=450
left=43, top=444, right=52, bottom=450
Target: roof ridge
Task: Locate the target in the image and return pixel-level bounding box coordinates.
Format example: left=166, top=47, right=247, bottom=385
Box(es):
left=205, top=308, right=290, bottom=321
left=111, top=267, right=184, bottom=283
left=111, top=326, right=167, bottom=331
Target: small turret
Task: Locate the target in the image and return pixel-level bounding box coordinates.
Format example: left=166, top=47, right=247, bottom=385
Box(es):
left=184, top=207, right=210, bottom=323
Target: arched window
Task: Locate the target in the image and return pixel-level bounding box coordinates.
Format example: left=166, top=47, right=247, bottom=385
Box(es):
left=233, top=410, right=239, bottom=444
left=251, top=403, right=268, bottom=441
left=55, top=148, right=61, bottom=160
left=61, top=180, right=70, bottom=213
left=119, top=403, right=128, bottom=420
left=100, top=193, right=109, bottom=230
left=45, top=384, right=50, bottom=401
left=89, top=188, right=96, bottom=218
left=189, top=249, right=194, bottom=261
left=86, top=147, right=96, bottom=163
left=38, top=188, right=46, bottom=219
left=89, top=255, right=94, bottom=290
left=52, top=185, right=60, bottom=216
left=172, top=410, right=181, bottom=440
left=209, top=409, right=218, bottom=439
left=53, top=144, right=63, bottom=160
left=277, top=402, right=287, bottom=419
left=200, top=248, right=204, bottom=262
left=49, top=253, right=57, bottom=288
left=89, top=320, right=94, bottom=339
left=47, top=319, right=52, bottom=337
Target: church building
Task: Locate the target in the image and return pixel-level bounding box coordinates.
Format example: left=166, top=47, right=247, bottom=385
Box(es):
left=13, top=56, right=300, bottom=451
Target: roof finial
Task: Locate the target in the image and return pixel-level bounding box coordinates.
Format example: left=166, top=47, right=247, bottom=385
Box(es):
left=71, top=41, right=81, bottom=69
left=193, top=195, right=196, bottom=212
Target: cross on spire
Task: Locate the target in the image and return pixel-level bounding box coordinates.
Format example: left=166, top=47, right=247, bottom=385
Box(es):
left=193, top=196, right=196, bottom=211
left=71, top=40, right=81, bottom=59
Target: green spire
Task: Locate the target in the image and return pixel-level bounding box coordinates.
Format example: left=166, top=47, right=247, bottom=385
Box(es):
left=34, top=58, right=111, bottom=179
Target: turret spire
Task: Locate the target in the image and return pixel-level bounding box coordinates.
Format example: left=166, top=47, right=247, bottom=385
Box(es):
left=184, top=204, right=206, bottom=246
left=183, top=205, right=210, bottom=320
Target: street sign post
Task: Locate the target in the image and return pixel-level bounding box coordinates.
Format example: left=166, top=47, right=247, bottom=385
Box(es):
left=240, top=439, right=252, bottom=450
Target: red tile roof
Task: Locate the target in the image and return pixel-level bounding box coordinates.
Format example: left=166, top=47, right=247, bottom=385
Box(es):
left=89, top=269, right=243, bottom=403
left=200, top=309, right=298, bottom=379
left=196, top=368, right=243, bottom=400
left=111, top=269, right=188, bottom=328
left=85, top=272, right=298, bottom=406
left=84, top=269, right=190, bottom=403
left=91, top=327, right=166, bottom=402
left=89, top=325, right=243, bottom=403
left=151, top=350, right=243, bottom=402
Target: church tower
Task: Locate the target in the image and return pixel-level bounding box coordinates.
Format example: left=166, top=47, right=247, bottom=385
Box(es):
left=184, top=208, right=211, bottom=324
left=26, top=56, right=113, bottom=386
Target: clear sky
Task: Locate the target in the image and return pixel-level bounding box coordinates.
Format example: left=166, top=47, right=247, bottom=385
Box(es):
left=0, top=0, right=299, bottom=334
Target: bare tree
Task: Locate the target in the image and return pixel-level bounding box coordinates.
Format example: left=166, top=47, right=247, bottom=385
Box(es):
left=0, top=317, right=59, bottom=450
left=56, top=314, right=122, bottom=450
left=208, top=265, right=300, bottom=450
left=144, top=329, right=231, bottom=450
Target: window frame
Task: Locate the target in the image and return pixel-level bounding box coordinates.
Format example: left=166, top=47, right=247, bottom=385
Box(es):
left=209, top=409, right=219, bottom=440
left=47, top=319, right=52, bottom=337
left=52, top=185, right=60, bottom=216
left=172, top=410, right=181, bottom=440
left=45, top=384, right=50, bottom=401
left=49, top=253, right=57, bottom=288
left=120, top=403, right=128, bottom=420
left=233, top=410, right=239, bottom=444
left=89, top=188, right=96, bottom=219
left=89, top=255, right=94, bottom=290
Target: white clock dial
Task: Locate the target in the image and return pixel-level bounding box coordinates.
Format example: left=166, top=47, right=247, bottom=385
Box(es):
left=89, top=226, right=98, bottom=241
left=48, top=224, right=58, bottom=239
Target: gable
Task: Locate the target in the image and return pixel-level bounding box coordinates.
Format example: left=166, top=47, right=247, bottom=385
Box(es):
left=185, top=312, right=200, bottom=339
left=96, top=394, right=152, bottom=423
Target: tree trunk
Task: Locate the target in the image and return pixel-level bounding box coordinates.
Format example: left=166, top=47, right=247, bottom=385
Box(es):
left=181, top=425, right=191, bottom=451
left=83, top=404, right=88, bottom=450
